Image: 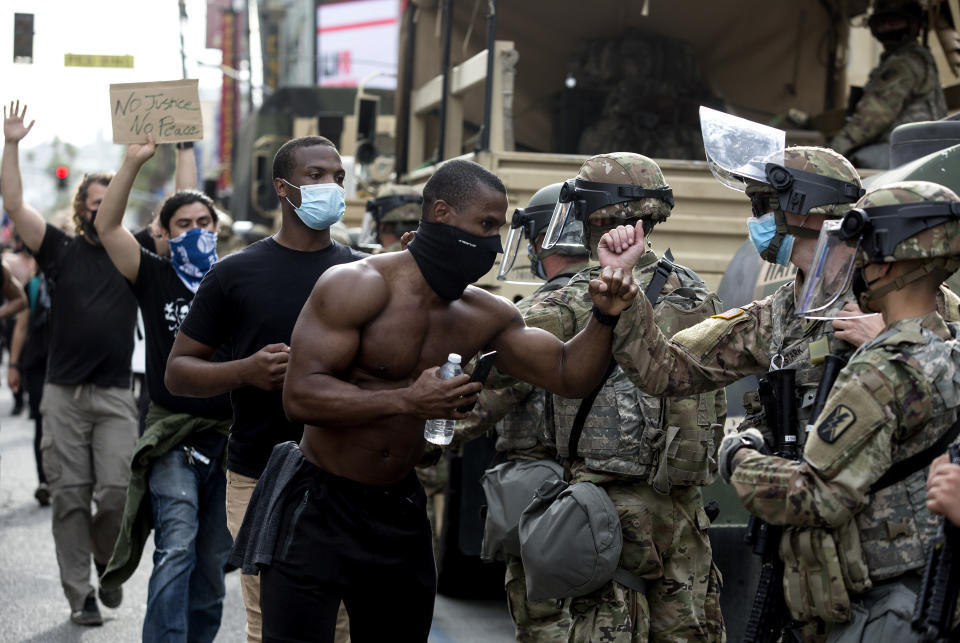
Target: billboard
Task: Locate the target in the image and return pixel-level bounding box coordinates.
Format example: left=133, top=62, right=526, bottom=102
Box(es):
left=317, top=0, right=399, bottom=89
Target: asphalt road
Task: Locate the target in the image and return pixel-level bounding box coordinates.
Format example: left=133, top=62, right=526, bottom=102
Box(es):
left=0, top=387, right=514, bottom=642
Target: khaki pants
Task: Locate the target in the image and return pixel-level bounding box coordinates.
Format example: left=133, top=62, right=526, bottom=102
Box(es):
left=226, top=469, right=351, bottom=642
left=39, top=383, right=137, bottom=611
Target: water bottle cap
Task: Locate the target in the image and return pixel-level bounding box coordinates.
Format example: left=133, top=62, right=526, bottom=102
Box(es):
left=447, top=353, right=462, bottom=364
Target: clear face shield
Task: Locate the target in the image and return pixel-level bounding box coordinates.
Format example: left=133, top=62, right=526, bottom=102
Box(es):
left=498, top=206, right=555, bottom=284
left=699, top=106, right=786, bottom=193
left=358, top=210, right=381, bottom=251
left=794, top=219, right=865, bottom=319
left=543, top=180, right=581, bottom=251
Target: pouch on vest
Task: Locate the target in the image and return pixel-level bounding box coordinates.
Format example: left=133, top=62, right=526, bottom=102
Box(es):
left=518, top=477, right=625, bottom=601
left=780, top=526, right=853, bottom=623
left=479, top=459, right=563, bottom=562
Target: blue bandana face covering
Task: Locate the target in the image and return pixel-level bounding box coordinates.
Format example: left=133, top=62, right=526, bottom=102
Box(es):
left=282, top=179, right=346, bottom=230
left=169, top=227, right=218, bottom=293
left=747, top=212, right=795, bottom=266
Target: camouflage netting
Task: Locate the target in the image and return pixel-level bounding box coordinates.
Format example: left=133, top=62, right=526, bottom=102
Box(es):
left=563, top=30, right=723, bottom=160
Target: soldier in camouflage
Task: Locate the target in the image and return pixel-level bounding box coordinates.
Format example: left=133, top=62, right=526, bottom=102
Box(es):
left=358, top=183, right=422, bottom=252
left=714, top=180, right=960, bottom=641
left=456, top=182, right=591, bottom=642
left=829, top=0, right=947, bottom=169
left=527, top=153, right=727, bottom=642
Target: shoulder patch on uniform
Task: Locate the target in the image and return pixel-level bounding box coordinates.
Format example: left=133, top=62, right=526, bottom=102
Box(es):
left=817, top=404, right=857, bottom=443
left=711, top=308, right=745, bottom=320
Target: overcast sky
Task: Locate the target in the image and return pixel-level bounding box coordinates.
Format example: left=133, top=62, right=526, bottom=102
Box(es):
left=1, top=0, right=224, bottom=149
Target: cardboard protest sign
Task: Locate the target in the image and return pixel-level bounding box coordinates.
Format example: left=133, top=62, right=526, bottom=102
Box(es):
left=110, top=79, right=203, bottom=144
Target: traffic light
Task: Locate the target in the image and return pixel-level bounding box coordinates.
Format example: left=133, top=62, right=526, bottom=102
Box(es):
left=55, top=165, right=69, bottom=191
left=13, top=13, right=34, bottom=64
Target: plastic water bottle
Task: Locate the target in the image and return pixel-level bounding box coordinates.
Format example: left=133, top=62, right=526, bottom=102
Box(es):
left=423, top=353, right=463, bottom=445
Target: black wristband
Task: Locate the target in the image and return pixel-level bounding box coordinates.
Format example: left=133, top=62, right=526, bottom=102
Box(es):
left=9, top=363, right=19, bottom=369
left=591, top=306, right=620, bottom=327
left=176, top=141, right=195, bottom=150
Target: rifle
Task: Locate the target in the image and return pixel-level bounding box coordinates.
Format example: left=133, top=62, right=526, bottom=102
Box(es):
left=744, top=356, right=846, bottom=643
left=743, top=367, right=796, bottom=643
left=912, top=443, right=960, bottom=642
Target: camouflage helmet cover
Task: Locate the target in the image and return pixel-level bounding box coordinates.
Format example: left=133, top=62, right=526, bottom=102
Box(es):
left=577, top=152, right=672, bottom=223
left=372, top=183, right=422, bottom=223
left=852, top=180, right=960, bottom=263
left=747, top=146, right=862, bottom=218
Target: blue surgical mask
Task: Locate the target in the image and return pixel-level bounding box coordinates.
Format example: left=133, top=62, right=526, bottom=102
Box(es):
left=282, top=179, right=346, bottom=230
left=169, top=227, right=218, bottom=293
left=747, top=212, right=794, bottom=266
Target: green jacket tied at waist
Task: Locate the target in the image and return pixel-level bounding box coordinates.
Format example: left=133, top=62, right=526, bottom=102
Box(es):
left=100, top=403, right=230, bottom=591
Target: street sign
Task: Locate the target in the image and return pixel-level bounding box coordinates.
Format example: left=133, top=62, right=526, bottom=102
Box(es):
left=64, top=54, right=134, bottom=68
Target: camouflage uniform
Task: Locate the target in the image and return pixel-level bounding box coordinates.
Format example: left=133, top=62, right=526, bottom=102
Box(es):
left=518, top=152, right=726, bottom=643
left=829, top=41, right=946, bottom=157
left=525, top=254, right=726, bottom=643
left=724, top=181, right=960, bottom=641
left=459, top=267, right=588, bottom=643
left=363, top=183, right=421, bottom=254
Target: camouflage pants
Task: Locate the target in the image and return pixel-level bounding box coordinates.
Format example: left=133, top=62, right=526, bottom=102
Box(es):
left=505, top=554, right=571, bottom=642
left=567, top=476, right=724, bottom=643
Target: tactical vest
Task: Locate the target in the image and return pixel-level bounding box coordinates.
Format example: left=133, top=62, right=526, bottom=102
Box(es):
left=495, top=272, right=582, bottom=455
left=878, top=42, right=947, bottom=141
left=780, top=320, right=960, bottom=624
left=554, top=261, right=723, bottom=489
left=853, top=321, right=960, bottom=582
left=740, top=283, right=856, bottom=449
left=741, top=284, right=960, bottom=450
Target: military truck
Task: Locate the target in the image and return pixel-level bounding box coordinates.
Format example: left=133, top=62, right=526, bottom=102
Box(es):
left=387, top=0, right=960, bottom=636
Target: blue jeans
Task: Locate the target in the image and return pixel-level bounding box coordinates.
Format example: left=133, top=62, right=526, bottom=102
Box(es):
left=144, top=445, right=232, bottom=643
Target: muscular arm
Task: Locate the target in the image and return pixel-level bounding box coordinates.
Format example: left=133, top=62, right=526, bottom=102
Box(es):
left=283, top=262, right=480, bottom=428
left=730, top=359, right=915, bottom=528
left=2, top=105, right=46, bottom=253
left=95, top=144, right=154, bottom=283
left=0, top=266, right=26, bottom=320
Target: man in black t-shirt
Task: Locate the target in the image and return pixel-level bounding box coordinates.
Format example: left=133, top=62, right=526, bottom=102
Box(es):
left=94, top=137, right=235, bottom=642
left=2, top=100, right=138, bottom=626
left=166, top=135, right=364, bottom=643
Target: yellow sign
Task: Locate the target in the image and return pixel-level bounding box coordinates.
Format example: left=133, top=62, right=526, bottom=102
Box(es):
left=65, top=54, right=134, bottom=68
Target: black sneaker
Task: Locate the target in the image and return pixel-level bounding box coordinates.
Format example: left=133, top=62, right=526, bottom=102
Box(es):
left=34, top=483, right=50, bottom=507
left=70, top=594, right=103, bottom=626
left=98, top=584, right=122, bottom=609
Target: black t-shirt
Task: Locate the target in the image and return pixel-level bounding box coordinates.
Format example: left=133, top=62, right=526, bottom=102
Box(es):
left=35, top=224, right=138, bottom=388
left=131, top=248, right=232, bottom=422
left=179, top=237, right=365, bottom=478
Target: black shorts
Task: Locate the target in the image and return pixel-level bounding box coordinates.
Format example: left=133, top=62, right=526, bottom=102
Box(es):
left=260, top=461, right=437, bottom=643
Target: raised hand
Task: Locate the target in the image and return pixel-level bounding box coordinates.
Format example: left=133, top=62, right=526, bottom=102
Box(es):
left=598, top=224, right=646, bottom=271
left=3, top=101, right=35, bottom=143
left=831, top=303, right=884, bottom=347
left=589, top=265, right=639, bottom=316
left=124, top=134, right=157, bottom=167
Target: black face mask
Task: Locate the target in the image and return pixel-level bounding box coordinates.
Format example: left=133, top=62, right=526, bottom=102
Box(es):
left=82, top=209, right=100, bottom=244
left=407, top=220, right=503, bottom=300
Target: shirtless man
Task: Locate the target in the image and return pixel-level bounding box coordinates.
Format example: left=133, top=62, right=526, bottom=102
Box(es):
left=229, top=159, right=637, bottom=642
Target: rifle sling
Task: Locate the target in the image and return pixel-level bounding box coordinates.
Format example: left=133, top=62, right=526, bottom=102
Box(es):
left=869, top=416, right=960, bottom=495
left=567, top=250, right=675, bottom=461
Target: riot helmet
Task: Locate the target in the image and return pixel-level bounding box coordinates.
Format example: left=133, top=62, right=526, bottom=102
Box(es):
left=700, top=106, right=863, bottom=266
left=359, top=183, right=423, bottom=251
left=796, top=180, right=960, bottom=317
left=498, top=182, right=588, bottom=284
left=543, top=152, right=674, bottom=259
left=869, top=0, right=925, bottom=48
